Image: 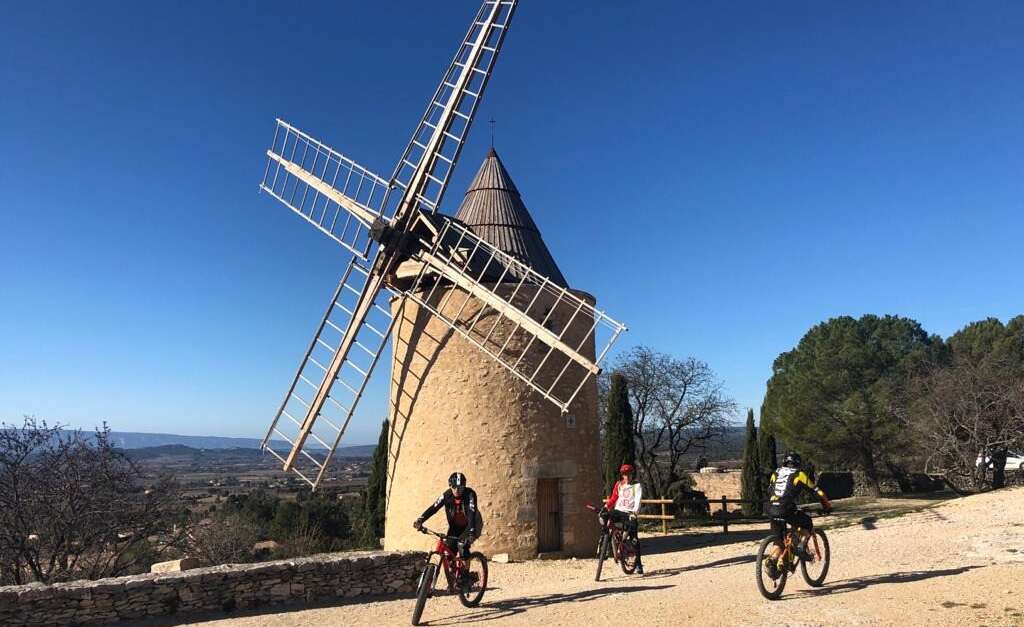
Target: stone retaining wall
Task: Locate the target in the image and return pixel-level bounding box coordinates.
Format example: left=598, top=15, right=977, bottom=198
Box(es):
left=689, top=470, right=742, bottom=512
left=0, top=550, right=425, bottom=626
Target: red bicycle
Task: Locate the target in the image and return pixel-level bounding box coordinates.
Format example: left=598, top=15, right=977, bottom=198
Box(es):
left=586, top=504, right=639, bottom=581
left=411, top=527, right=488, bottom=626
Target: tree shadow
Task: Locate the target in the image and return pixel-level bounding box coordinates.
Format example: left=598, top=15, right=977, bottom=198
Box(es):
left=790, top=566, right=981, bottom=598
left=422, top=584, right=675, bottom=625
left=641, top=529, right=767, bottom=556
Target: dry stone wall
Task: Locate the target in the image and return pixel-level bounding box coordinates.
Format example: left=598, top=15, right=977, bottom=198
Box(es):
left=0, top=550, right=424, bottom=626
left=689, top=471, right=743, bottom=513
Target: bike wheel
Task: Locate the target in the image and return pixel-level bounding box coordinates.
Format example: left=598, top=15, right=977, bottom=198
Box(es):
left=457, top=552, right=488, bottom=607
left=619, top=535, right=639, bottom=575
left=411, top=563, right=435, bottom=626
left=594, top=533, right=608, bottom=582
left=800, top=529, right=830, bottom=587
left=755, top=536, right=787, bottom=600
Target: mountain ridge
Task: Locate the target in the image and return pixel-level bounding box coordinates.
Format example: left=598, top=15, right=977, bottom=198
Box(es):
left=67, top=429, right=374, bottom=455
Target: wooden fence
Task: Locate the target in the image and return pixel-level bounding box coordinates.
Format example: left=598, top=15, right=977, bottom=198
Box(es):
left=636, top=497, right=811, bottom=535
left=635, top=499, right=674, bottom=535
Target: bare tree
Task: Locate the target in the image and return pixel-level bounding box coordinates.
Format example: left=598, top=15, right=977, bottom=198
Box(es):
left=909, top=358, right=1024, bottom=491
left=608, top=346, right=737, bottom=497
left=276, top=520, right=328, bottom=559
left=0, top=418, right=186, bottom=584
left=185, top=512, right=259, bottom=566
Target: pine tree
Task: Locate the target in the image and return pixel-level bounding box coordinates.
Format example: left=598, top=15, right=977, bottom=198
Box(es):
left=740, top=408, right=762, bottom=516
left=603, top=373, right=636, bottom=494
left=361, top=420, right=389, bottom=547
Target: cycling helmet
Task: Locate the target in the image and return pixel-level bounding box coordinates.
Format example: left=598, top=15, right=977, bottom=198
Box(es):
left=783, top=452, right=802, bottom=468
left=448, top=472, right=467, bottom=489
left=619, top=463, right=635, bottom=475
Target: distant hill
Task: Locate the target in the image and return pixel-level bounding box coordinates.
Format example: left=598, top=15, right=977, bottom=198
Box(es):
left=699, top=424, right=747, bottom=461
left=40, top=426, right=739, bottom=463
left=124, top=442, right=376, bottom=461
left=668, top=424, right=747, bottom=466
left=85, top=431, right=375, bottom=458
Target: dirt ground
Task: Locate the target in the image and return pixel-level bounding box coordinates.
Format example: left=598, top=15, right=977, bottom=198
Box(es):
left=158, top=487, right=1024, bottom=627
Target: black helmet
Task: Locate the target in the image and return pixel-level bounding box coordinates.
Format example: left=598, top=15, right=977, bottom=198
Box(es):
left=783, top=452, right=802, bottom=468
left=448, top=472, right=467, bottom=489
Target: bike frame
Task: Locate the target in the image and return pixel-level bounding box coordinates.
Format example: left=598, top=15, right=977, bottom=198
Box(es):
left=603, top=520, right=628, bottom=562
left=774, top=509, right=825, bottom=566
left=588, top=504, right=630, bottom=563
left=420, top=529, right=467, bottom=592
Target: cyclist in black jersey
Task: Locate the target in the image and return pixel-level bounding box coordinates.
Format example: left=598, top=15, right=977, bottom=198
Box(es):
left=767, top=452, right=832, bottom=560
left=413, top=472, right=481, bottom=584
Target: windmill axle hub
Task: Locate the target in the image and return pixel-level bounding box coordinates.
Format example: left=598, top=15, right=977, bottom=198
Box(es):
left=370, top=217, right=421, bottom=264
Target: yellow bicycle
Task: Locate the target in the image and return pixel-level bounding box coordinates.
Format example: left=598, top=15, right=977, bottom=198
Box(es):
left=755, top=508, right=831, bottom=600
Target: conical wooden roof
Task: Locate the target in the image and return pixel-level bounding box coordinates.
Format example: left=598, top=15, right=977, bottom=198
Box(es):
left=454, top=148, right=569, bottom=288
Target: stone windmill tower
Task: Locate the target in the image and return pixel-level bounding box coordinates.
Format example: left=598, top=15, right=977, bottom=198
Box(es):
left=384, top=148, right=603, bottom=559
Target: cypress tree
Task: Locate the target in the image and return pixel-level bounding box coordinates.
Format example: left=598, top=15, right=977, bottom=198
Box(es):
left=757, top=414, right=778, bottom=504
left=361, top=420, right=389, bottom=546
left=740, top=408, right=762, bottom=515
left=603, top=373, right=636, bottom=494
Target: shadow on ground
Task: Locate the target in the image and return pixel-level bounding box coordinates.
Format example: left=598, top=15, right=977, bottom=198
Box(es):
left=422, top=584, right=674, bottom=625
left=637, top=554, right=756, bottom=580
left=789, top=566, right=982, bottom=599
left=641, top=529, right=767, bottom=556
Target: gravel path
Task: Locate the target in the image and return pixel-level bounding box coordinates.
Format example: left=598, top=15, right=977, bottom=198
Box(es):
left=167, top=487, right=1024, bottom=627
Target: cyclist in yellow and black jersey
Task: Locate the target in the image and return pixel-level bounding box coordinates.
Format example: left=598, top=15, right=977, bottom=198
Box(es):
left=768, top=452, right=832, bottom=559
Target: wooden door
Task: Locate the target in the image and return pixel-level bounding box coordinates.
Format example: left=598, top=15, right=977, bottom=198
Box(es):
left=536, top=479, right=561, bottom=552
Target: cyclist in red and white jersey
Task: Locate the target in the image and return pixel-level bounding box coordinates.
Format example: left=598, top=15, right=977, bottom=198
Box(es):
left=602, top=463, right=645, bottom=574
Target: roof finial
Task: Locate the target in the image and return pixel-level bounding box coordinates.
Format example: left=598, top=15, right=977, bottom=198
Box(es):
left=488, top=116, right=496, bottom=148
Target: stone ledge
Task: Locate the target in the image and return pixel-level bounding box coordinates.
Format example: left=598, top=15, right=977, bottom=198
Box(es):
left=0, top=550, right=426, bottom=626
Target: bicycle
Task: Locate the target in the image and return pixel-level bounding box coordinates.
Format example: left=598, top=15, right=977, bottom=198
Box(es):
left=586, top=504, right=639, bottom=581
left=754, top=506, right=831, bottom=600
left=411, top=527, right=488, bottom=626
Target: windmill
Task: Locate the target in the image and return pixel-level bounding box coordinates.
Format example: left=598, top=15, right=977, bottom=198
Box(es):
left=256, top=0, right=627, bottom=503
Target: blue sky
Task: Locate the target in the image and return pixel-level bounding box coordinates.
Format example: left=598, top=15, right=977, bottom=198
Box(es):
left=2, top=1, right=1022, bottom=444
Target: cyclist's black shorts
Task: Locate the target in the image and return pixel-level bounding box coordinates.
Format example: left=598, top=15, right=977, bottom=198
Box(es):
left=605, top=509, right=640, bottom=538
left=768, top=504, right=812, bottom=541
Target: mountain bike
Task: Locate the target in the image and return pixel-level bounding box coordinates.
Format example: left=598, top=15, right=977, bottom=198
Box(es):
left=586, top=504, right=639, bottom=581
left=411, top=527, right=488, bottom=626
left=754, top=507, right=831, bottom=600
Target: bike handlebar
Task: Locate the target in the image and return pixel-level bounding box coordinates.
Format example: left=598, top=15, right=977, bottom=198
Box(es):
left=418, top=527, right=463, bottom=542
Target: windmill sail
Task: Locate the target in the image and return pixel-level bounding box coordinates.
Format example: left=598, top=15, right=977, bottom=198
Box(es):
left=402, top=214, right=626, bottom=413
left=389, top=0, right=517, bottom=217
left=260, top=119, right=391, bottom=260
left=261, top=258, right=398, bottom=487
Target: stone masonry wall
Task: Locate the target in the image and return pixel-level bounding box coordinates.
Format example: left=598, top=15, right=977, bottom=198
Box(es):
left=689, top=471, right=743, bottom=513
left=385, top=283, right=603, bottom=560
left=0, top=550, right=424, bottom=626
